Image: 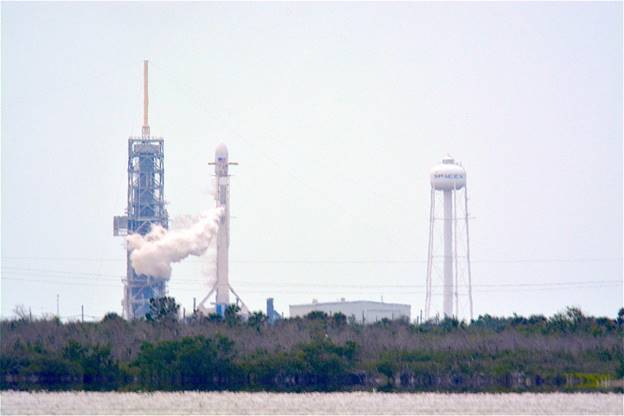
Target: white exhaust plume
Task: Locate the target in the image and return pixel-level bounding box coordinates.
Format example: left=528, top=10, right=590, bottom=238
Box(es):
left=200, top=249, right=217, bottom=289
left=127, top=207, right=224, bottom=279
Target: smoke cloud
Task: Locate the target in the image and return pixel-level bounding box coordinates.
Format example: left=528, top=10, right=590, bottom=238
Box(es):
left=127, top=207, right=223, bottom=279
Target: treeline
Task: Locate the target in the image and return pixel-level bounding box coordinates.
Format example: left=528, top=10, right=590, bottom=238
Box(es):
left=1, top=302, right=623, bottom=392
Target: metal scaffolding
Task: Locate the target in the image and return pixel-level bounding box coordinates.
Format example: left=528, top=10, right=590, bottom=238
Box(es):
left=113, top=61, right=169, bottom=319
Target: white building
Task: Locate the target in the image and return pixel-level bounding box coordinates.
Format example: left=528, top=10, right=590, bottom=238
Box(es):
left=289, top=299, right=411, bottom=323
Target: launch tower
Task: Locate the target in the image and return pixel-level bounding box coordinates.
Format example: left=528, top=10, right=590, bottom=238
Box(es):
left=113, top=60, right=169, bottom=319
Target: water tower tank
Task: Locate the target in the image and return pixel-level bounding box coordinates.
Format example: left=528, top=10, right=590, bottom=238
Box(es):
left=430, top=155, right=466, bottom=191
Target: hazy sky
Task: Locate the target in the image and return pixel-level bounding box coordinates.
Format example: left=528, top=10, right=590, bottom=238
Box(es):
left=2, top=2, right=622, bottom=321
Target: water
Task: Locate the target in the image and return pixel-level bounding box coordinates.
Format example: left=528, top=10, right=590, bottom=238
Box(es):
left=1, top=392, right=622, bottom=415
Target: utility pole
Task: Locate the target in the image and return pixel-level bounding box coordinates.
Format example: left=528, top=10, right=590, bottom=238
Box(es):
left=81, top=305, right=84, bottom=323
left=29, top=307, right=32, bottom=321
left=56, top=294, right=60, bottom=318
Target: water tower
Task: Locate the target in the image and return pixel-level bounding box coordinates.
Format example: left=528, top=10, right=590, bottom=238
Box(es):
left=424, top=155, right=473, bottom=320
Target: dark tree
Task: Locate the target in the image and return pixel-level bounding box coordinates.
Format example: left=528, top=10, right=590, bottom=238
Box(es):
left=247, top=311, right=268, bottom=331
left=224, top=304, right=241, bottom=327
left=101, top=312, right=122, bottom=322
left=145, top=297, right=179, bottom=322
left=305, top=311, right=328, bottom=321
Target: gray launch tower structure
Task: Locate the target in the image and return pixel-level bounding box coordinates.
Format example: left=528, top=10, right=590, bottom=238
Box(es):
left=113, top=60, right=169, bottom=319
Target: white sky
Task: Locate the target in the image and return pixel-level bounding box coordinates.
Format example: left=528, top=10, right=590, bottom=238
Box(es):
left=2, top=2, right=622, bottom=320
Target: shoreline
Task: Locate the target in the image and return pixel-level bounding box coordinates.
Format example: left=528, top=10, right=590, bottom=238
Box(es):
left=2, top=391, right=623, bottom=415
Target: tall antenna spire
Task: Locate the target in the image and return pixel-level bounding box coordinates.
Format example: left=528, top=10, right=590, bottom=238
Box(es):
left=142, top=60, right=150, bottom=137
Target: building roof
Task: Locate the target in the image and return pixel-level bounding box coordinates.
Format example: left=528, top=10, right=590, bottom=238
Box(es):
left=290, top=300, right=410, bottom=308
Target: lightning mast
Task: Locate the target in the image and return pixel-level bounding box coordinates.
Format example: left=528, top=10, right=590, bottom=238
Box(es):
left=142, top=61, right=150, bottom=137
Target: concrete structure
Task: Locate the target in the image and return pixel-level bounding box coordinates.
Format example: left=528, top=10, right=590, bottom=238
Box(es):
left=266, top=298, right=282, bottom=323
left=114, top=60, right=169, bottom=319
left=197, top=144, right=248, bottom=317
left=425, top=155, right=473, bottom=320
left=289, top=299, right=410, bottom=323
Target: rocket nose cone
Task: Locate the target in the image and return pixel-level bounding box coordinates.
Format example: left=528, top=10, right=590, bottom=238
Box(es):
left=215, top=143, right=228, bottom=161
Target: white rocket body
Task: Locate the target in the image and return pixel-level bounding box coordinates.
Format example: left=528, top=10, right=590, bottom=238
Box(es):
left=214, top=144, right=230, bottom=312
left=196, top=143, right=249, bottom=318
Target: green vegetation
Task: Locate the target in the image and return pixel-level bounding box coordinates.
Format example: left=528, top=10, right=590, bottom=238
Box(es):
left=1, top=302, right=622, bottom=392
left=145, top=297, right=179, bottom=323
